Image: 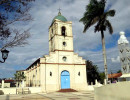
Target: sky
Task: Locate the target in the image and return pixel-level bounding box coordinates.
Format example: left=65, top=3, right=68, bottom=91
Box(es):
left=0, top=0, right=130, bottom=78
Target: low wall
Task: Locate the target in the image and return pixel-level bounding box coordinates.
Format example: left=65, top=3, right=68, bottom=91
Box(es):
left=28, top=87, right=42, bottom=93
left=0, top=88, right=16, bottom=94
left=0, top=87, right=42, bottom=95
left=94, top=81, right=130, bottom=100
left=4, top=83, right=10, bottom=88
left=87, top=85, right=94, bottom=91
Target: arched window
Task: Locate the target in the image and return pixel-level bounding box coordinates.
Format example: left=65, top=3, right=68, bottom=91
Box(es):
left=52, top=29, right=53, bottom=34
left=78, top=72, right=80, bottom=76
left=61, top=26, right=66, bottom=36
left=50, top=72, right=52, bottom=76
left=33, top=74, right=35, bottom=78
left=36, top=70, right=37, bottom=75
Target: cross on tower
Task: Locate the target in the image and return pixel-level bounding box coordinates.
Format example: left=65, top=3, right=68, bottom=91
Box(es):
left=58, top=8, right=61, bottom=13
left=58, top=8, right=61, bottom=15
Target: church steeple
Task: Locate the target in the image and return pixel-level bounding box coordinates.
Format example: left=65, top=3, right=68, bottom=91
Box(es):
left=51, top=10, right=67, bottom=24
left=49, top=12, right=73, bottom=52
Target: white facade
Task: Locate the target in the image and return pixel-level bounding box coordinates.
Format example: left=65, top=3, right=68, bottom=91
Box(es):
left=118, top=31, right=130, bottom=74
left=24, top=12, right=88, bottom=92
left=118, top=31, right=130, bottom=81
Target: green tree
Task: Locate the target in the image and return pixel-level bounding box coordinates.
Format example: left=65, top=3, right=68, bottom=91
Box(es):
left=80, top=0, right=115, bottom=83
left=99, top=72, right=105, bottom=84
left=14, top=71, right=26, bottom=87
left=117, top=70, right=121, bottom=73
left=86, top=60, right=100, bottom=85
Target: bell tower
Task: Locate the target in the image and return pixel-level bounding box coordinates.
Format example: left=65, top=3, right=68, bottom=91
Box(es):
left=49, top=11, right=73, bottom=52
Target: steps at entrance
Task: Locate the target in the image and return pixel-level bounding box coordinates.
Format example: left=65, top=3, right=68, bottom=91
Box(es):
left=57, top=89, right=77, bottom=92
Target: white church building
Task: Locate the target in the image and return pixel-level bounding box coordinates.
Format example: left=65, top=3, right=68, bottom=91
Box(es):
left=23, top=11, right=88, bottom=92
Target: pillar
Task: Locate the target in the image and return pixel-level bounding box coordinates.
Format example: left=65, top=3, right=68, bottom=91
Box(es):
left=95, top=79, right=98, bottom=85
left=104, top=79, right=107, bottom=85
left=2, top=80, right=4, bottom=88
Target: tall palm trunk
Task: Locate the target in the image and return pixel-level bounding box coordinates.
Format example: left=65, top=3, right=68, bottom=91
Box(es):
left=101, top=30, right=108, bottom=84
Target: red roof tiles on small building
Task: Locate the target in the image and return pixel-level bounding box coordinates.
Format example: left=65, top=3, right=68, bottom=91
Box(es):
left=108, top=73, right=122, bottom=78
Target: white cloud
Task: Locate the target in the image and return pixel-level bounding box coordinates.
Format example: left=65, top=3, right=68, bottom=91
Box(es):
left=111, top=56, right=120, bottom=63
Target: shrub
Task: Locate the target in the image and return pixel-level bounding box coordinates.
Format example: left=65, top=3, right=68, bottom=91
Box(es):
left=0, top=90, right=4, bottom=95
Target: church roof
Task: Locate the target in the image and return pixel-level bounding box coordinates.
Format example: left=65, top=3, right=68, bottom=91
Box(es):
left=52, top=11, right=67, bottom=23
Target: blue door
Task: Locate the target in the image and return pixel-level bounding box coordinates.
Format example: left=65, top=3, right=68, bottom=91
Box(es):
left=61, top=71, right=70, bottom=89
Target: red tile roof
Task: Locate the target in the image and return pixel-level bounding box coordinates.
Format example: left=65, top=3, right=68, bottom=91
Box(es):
left=0, top=80, right=14, bottom=83
left=108, top=73, right=122, bottom=78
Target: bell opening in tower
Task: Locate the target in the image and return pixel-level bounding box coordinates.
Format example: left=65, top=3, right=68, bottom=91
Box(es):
left=61, top=26, right=66, bottom=36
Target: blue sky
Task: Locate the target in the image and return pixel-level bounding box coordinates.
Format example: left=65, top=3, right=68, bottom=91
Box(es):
left=0, top=0, right=130, bottom=78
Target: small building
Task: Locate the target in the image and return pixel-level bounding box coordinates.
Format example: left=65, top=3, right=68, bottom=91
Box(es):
left=0, top=79, right=15, bottom=88
left=108, top=73, right=122, bottom=83
left=21, top=11, right=88, bottom=92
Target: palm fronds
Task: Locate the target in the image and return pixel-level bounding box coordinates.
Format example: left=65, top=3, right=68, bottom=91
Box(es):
left=105, top=20, right=113, bottom=34
left=80, top=0, right=115, bottom=34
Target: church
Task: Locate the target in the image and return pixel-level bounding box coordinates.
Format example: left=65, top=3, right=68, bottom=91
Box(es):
left=24, top=11, right=88, bottom=92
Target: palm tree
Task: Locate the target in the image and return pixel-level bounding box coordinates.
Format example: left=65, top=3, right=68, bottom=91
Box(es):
left=14, top=71, right=26, bottom=87
left=80, top=0, right=115, bottom=84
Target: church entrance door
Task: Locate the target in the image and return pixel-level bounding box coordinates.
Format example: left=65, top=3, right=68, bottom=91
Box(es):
left=61, top=71, right=70, bottom=89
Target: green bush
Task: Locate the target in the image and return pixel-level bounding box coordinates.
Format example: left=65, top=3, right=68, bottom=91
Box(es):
left=0, top=90, right=4, bottom=95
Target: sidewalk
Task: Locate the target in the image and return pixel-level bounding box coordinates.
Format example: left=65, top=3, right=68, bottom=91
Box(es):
left=0, top=91, right=94, bottom=100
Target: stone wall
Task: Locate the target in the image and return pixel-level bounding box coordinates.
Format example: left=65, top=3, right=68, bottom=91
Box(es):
left=0, top=87, right=42, bottom=94
left=95, top=81, right=130, bottom=100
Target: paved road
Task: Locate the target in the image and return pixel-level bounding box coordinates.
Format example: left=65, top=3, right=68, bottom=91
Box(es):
left=0, top=91, right=94, bottom=100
